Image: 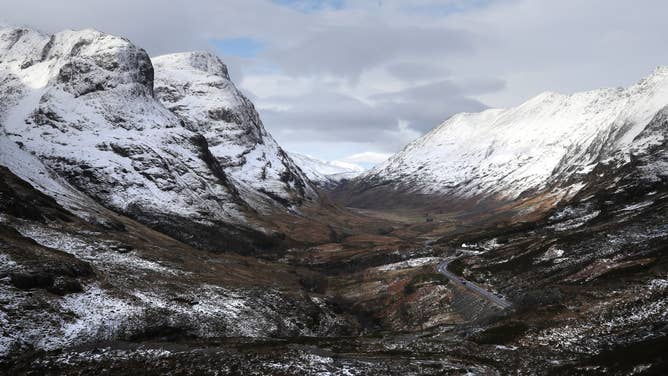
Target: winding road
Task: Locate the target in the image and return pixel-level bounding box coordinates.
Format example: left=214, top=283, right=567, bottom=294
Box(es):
left=436, top=258, right=512, bottom=309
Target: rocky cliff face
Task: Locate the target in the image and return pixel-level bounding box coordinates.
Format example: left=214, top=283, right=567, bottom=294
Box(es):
left=0, top=27, right=317, bottom=252
left=153, top=52, right=316, bottom=211
left=345, top=68, right=668, bottom=211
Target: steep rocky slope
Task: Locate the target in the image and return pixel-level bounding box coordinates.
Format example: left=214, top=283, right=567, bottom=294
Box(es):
left=152, top=52, right=316, bottom=212
left=0, top=27, right=316, bottom=252
left=0, top=166, right=355, bottom=361
left=342, top=68, right=668, bottom=212
left=438, top=117, right=668, bottom=373
left=288, top=152, right=363, bottom=188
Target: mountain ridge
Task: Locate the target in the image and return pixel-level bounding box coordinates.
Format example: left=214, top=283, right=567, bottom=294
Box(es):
left=339, top=66, right=668, bottom=212
left=0, top=26, right=318, bottom=252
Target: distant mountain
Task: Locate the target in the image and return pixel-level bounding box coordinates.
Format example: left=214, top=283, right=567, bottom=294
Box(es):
left=0, top=27, right=317, bottom=251
left=342, top=68, right=668, bottom=212
left=288, top=152, right=363, bottom=188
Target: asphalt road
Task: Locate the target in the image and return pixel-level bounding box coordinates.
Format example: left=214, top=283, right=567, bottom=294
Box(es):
left=436, top=259, right=512, bottom=309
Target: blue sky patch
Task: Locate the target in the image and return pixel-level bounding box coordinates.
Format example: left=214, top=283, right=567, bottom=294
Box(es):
left=213, top=37, right=264, bottom=58
left=401, top=0, right=495, bottom=17
left=272, top=0, right=345, bottom=13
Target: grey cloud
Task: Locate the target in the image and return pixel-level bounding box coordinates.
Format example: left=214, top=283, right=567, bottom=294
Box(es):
left=266, top=24, right=474, bottom=79
left=386, top=61, right=451, bottom=82
left=372, top=78, right=504, bottom=101
left=456, top=78, right=507, bottom=96
left=444, top=0, right=668, bottom=105
left=261, top=91, right=398, bottom=144
left=0, top=0, right=491, bottom=157
left=0, top=0, right=202, bottom=55
left=371, top=78, right=504, bottom=132
left=0, top=0, right=313, bottom=55
left=259, top=76, right=504, bottom=150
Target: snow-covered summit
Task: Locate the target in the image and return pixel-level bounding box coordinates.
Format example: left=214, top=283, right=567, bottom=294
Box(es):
left=1, top=28, right=153, bottom=93
left=358, top=67, right=668, bottom=204
left=159, top=50, right=232, bottom=79
left=288, top=152, right=363, bottom=187
left=0, top=27, right=317, bottom=251
left=153, top=51, right=316, bottom=210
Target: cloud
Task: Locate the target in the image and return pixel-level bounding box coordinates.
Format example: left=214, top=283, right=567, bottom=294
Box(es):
left=254, top=76, right=503, bottom=153
left=0, top=1, right=497, bottom=160
left=371, top=78, right=504, bottom=132
left=442, top=0, right=668, bottom=105
left=266, top=24, right=474, bottom=80
left=386, top=61, right=451, bottom=82
left=0, top=0, right=313, bottom=55
left=259, top=90, right=399, bottom=144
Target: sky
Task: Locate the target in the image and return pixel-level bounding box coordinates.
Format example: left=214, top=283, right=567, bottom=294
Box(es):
left=2, top=0, right=668, bottom=168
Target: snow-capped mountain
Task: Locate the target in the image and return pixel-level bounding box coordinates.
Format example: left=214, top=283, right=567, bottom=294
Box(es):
left=288, top=152, right=363, bottom=187
left=0, top=27, right=316, bottom=251
left=153, top=52, right=316, bottom=211
left=350, top=68, right=668, bottom=209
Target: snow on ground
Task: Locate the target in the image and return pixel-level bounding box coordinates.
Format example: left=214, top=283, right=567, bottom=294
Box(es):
left=0, top=244, right=334, bottom=355
left=547, top=211, right=601, bottom=231
left=44, top=284, right=143, bottom=351
left=0, top=253, right=16, bottom=270
left=375, top=257, right=442, bottom=272
left=525, top=277, right=668, bottom=354
left=130, top=285, right=278, bottom=338
left=536, top=245, right=566, bottom=263
left=461, top=238, right=502, bottom=252
left=13, top=222, right=181, bottom=275
left=619, top=201, right=655, bottom=212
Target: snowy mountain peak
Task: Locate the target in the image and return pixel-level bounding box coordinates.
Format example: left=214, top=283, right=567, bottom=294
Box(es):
left=155, top=51, right=230, bottom=79
left=0, top=27, right=47, bottom=66
left=645, top=65, right=668, bottom=81
left=43, top=28, right=154, bottom=92
left=353, top=67, right=668, bottom=208
left=1, top=27, right=153, bottom=95
left=0, top=27, right=317, bottom=252
left=153, top=52, right=317, bottom=208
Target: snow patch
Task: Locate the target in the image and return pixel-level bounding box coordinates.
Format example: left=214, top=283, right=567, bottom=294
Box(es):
left=13, top=223, right=181, bottom=274
left=375, top=257, right=442, bottom=272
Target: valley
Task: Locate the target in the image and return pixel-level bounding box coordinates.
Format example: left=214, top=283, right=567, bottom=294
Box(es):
left=0, top=26, right=666, bottom=375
